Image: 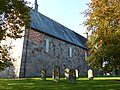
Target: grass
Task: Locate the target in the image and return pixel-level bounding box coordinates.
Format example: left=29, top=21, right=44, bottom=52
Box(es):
left=0, top=77, right=119, bottom=90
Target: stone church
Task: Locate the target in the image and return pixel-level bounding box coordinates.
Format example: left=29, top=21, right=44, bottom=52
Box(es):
left=0, top=0, right=88, bottom=78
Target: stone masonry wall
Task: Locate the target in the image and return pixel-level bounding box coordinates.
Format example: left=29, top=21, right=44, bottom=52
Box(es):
left=19, top=29, right=88, bottom=78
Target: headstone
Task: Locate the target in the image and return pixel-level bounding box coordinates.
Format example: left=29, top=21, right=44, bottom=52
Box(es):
left=41, top=69, right=46, bottom=80
left=64, top=68, right=70, bottom=79
left=75, top=69, right=79, bottom=78
left=68, top=69, right=76, bottom=84
left=52, top=66, right=60, bottom=82
left=112, top=70, right=116, bottom=76
left=88, top=69, right=93, bottom=80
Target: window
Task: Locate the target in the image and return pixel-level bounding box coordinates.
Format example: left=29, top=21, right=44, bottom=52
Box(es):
left=45, top=39, right=49, bottom=53
left=69, top=47, right=72, bottom=57
left=53, top=44, right=56, bottom=56
left=85, top=51, right=87, bottom=60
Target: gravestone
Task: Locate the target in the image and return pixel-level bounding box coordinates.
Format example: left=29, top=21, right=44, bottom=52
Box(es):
left=68, top=69, right=76, bottom=84
left=64, top=68, right=70, bottom=79
left=52, top=66, right=60, bottom=82
left=41, top=69, right=46, bottom=80
left=88, top=69, right=93, bottom=80
left=75, top=69, right=79, bottom=78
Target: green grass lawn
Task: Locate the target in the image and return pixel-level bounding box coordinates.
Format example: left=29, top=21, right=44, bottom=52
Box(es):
left=0, top=77, right=119, bottom=90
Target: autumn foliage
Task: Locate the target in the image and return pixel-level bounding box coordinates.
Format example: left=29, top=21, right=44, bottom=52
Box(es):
left=84, top=0, right=120, bottom=73
left=0, top=0, right=30, bottom=70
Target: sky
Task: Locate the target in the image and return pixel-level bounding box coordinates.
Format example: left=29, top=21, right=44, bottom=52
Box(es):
left=27, top=0, right=90, bottom=37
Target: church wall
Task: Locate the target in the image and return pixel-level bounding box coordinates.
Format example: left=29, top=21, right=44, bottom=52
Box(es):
left=20, top=29, right=88, bottom=78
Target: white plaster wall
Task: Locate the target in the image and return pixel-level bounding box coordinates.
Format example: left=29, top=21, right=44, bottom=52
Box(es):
left=0, top=36, right=24, bottom=78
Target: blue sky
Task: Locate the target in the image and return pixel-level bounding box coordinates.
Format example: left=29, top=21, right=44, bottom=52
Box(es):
left=28, top=0, right=90, bottom=37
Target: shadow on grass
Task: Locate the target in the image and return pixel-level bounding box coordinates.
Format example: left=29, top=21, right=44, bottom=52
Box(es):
left=0, top=78, right=119, bottom=90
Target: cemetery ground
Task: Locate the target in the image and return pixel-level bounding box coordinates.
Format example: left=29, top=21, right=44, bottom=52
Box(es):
left=0, top=77, right=120, bottom=90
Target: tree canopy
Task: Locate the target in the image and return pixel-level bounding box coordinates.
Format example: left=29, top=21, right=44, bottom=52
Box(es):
left=0, top=0, right=30, bottom=70
left=84, top=0, right=120, bottom=73
left=0, top=0, right=30, bottom=40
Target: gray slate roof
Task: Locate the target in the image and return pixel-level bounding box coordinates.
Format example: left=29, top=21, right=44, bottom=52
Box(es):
left=30, top=10, right=87, bottom=49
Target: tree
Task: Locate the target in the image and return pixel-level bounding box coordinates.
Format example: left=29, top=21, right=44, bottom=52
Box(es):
left=0, top=0, right=30, bottom=70
left=84, top=0, right=120, bottom=73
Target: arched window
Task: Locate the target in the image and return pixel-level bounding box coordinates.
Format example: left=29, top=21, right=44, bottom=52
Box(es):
left=69, top=47, right=72, bottom=57
left=85, top=51, right=87, bottom=60
left=45, top=38, right=49, bottom=53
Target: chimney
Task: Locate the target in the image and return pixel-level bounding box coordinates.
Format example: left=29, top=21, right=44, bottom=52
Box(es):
left=35, top=0, right=38, bottom=11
